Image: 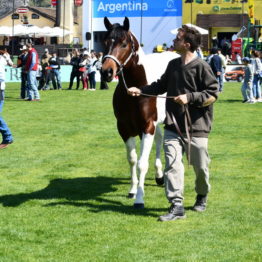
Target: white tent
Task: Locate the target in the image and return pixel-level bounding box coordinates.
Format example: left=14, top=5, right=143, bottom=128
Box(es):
left=35, top=26, right=71, bottom=37
left=0, top=26, right=12, bottom=36
left=0, top=25, right=71, bottom=37
left=170, top=24, right=209, bottom=35
left=13, top=25, right=42, bottom=36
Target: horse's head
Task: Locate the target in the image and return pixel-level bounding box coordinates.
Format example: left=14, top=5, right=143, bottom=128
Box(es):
left=101, top=17, right=139, bottom=82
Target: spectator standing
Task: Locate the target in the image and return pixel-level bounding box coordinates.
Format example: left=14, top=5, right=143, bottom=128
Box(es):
left=241, top=57, right=255, bottom=104
left=88, top=50, right=97, bottom=91
left=79, top=51, right=90, bottom=90
left=97, top=52, right=109, bottom=90
left=128, top=25, right=219, bottom=222
left=25, top=43, right=40, bottom=101
left=235, top=52, right=242, bottom=64
left=218, top=48, right=227, bottom=92
left=210, top=47, right=223, bottom=92
left=39, top=48, right=51, bottom=90
left=212, top=36, right=218, bottom=48
left=45, top=52, right=62, bottom=90
left=0, top=51, right=14, bottom=149
left=17, top=45, right=28, bottom=99
left=251, top=50, right=262, bottom=102
left=3, top=36, right=9, bottom=46
left=68, top=49, right=81, bottom=90
left=196, top=47, right=204, bottom=59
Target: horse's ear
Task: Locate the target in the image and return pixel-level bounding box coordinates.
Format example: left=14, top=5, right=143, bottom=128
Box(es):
left=104, top=17, right=113, bottom=31
left=123, top=17, right=130, bottom=31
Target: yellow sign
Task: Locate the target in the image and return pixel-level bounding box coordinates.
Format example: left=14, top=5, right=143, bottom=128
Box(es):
left=248, top=0, right=254, bottom=24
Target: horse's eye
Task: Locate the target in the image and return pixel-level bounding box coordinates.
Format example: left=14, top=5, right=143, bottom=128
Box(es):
left=121, top=43, right=127, bottom=48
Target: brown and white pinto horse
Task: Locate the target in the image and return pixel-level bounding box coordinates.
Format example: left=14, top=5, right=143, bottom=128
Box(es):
left=101, top=17, right=179, bottom=208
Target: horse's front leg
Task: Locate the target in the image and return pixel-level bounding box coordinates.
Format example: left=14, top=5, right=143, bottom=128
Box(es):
left=154, top=125, right=164, bottom=186
left=125, top=137, right=138, bottom=198
left=134, top=133, right=155, bottom=208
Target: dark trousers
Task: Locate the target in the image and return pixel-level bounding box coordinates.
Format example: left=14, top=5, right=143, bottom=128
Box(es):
left=69, top=70, right=81, bottom=89
left=100, top=70, right=108, bottom=90
left=20, top=72, right=28, bottom=99
left=38, top=69, right=50, bottom=90
left=88, top=72, right=96, bottom=90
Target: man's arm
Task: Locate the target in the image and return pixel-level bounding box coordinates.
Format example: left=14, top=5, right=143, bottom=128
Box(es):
left=186, top=64, right=219, bottom=108
left=128, top=60, right=173, bottom=97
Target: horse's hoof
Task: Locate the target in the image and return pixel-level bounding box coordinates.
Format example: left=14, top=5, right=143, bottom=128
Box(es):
left=134, top=203, right=144, bottom=209
left=127, top=193, right=135, bottom=199
left=155, top=177, right=164, bottom=186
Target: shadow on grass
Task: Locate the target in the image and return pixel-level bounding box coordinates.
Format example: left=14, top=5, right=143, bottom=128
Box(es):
left=0, top=176, right=166, bottom=217
left=217, top=99, right=241, bottom=103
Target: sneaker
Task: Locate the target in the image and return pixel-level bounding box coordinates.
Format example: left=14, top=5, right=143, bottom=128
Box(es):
left=193, top=195, right=207, bottom=212
left=257, top=98, right=262, bottom=102
left=242, top=99, right=248, bottom=103
left=0, top=140, right=13, bottom=149
left=158, top=203, right=186, bottom=222
left=247, top=100, right=256, bottom=104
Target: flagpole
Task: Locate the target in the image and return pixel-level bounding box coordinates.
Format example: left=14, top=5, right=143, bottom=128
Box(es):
left=12, top=0, right=15, bottom=59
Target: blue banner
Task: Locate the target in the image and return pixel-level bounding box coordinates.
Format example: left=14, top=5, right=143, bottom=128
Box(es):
left=93, top=0, right=182, bottom=18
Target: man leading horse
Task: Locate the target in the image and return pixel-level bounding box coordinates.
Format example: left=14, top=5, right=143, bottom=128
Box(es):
left=128, top=25, right=219, bottom=222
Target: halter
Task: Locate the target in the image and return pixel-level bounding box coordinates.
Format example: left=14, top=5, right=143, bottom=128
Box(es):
left=103, top=34, right=136, bottom=74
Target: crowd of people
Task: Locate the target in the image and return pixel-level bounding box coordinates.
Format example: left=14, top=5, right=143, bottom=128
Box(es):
left=67, top=48, right=108, bottom=91
left=205, top=47, right=262, bottom=103
left=16, top=46, right=109, bottom=99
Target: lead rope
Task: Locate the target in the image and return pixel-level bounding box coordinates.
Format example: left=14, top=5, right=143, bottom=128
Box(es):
left=120, top=69, right=192, bottom=164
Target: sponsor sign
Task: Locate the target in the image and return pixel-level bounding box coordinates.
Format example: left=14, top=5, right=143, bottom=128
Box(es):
left=51, top=0, right=57, bottom=6
left=231, top=38, right=242, bottom=60
left=16, top=8, right=28, bottom=13
left=93, top=0, right=182, bottom=18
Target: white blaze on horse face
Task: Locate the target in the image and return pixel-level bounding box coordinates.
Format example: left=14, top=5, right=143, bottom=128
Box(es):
left=108, top=38, right=115, bottom=55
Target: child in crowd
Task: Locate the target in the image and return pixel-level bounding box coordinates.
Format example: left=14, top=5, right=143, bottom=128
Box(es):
left=241, top=57, right=255, bottom=104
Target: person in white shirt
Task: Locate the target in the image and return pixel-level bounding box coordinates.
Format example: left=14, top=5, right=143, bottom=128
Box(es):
left=251, top=50, right=262, bottom=102
left=0, top=51, right=14, bottom=149
left=87, top=50, right=98, bottom=91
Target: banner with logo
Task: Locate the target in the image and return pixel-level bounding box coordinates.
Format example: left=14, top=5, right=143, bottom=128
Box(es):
left=93, top=0, right=182, bottom=18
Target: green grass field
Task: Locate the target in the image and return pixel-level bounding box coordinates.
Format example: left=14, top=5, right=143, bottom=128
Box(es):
left=0, top=82, right=261, bottom=262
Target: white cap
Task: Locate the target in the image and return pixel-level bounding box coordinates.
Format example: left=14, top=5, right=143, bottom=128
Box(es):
left=83, top=50, right=90, bottom=56
left=20, top=45, right=27, bottom=51
left=44, top=48, right=49, bottom=52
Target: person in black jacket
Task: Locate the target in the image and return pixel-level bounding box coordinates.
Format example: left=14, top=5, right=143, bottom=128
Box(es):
left=209, top=47, right=223, bottom=91
left=17, top=45, right=28, bottom=99
left=128, top=25, right=219, bottom=222
left=44, top=52, right=62, bottom=90
left=67, top=49, right=81, bottom=90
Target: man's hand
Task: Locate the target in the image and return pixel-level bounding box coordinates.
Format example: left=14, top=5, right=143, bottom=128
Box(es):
left=127, top=87, right=141, bottom=96
left=174, top=94, right=188, bottom=105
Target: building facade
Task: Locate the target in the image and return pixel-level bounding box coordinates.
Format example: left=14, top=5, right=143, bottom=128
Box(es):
left=182, top=0, right=262, bottom=52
